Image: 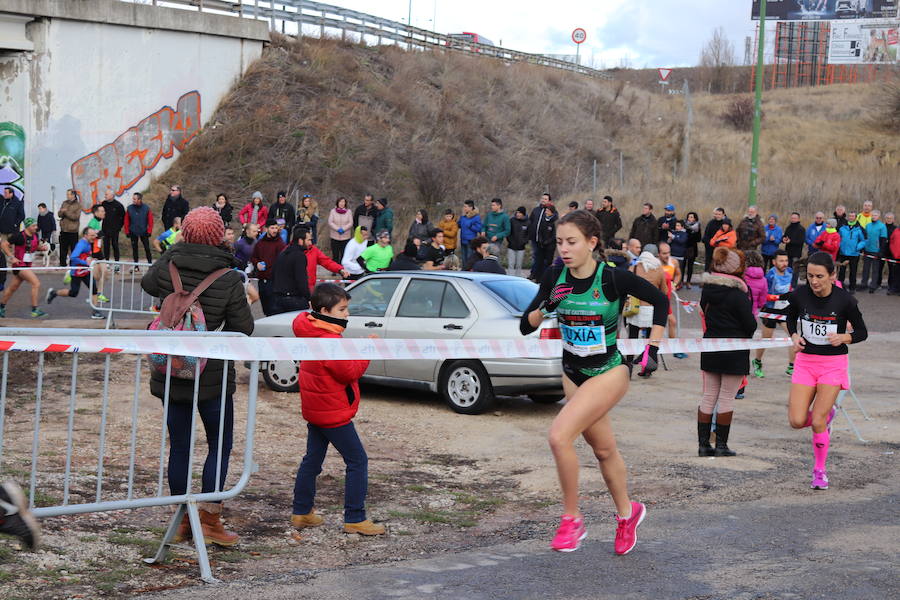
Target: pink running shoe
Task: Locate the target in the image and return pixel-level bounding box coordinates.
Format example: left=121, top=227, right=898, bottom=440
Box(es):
left=614, top=501, right=646, bottom=555
left=550, top=515, right=586, bottom=552
left=811, top=469, right=829, bottom=490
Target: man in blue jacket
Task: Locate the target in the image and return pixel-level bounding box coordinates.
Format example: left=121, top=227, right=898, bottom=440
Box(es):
left=760, top=214, right=783, bottom=270
left=458, top=200, right=482, bottom=266
left=860, top=210, right=888, bottom=294
left=837, top=210, right=866, bottom=292
left=804, top=211, right=826, bottom=255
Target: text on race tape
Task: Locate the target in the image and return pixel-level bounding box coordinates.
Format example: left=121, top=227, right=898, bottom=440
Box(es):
left=0, top=336, right=794, bottom=361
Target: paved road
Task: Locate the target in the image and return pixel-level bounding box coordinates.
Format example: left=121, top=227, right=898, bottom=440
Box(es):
left=149, top=484, right=899, bottom=600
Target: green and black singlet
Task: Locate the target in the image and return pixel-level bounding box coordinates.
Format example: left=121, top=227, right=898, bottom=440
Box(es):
left=521, top=262, right=669, bottom=385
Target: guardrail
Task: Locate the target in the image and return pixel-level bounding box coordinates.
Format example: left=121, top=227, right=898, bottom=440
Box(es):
left=134, top=0, right=611, bottom=79
left=0, top=328, right=259, bottom=583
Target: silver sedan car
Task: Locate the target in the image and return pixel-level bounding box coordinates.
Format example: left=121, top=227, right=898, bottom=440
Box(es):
left=252, top=271, right=563, bottom=414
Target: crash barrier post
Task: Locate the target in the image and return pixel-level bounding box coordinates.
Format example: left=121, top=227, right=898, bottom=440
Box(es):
left=90, top=261, right=249, bottom=329
left=0, top=328, right=260, bottom=583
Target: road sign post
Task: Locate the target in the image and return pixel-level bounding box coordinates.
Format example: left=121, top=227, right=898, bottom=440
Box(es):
left=658, top=68, right=672, bottom=93
left=572, top=28, right=586, bottom=66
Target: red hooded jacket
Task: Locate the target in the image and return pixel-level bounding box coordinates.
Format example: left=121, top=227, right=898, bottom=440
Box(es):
left=292, top=312, right=369, bottom=428
left=813, top=230, right=840, bottom=260
left=890, top=227, right=900, bottom=260
left=305, top=244, right=343, bottom=286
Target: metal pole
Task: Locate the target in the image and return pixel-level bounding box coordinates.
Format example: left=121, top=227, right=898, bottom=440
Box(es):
left=619, top=151, right=624, bottom=188
left=748, top=1, right=766, bottom=208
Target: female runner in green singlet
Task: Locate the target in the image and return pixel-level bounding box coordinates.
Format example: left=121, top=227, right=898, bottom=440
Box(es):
left=521, top=210, right=669, bottom=555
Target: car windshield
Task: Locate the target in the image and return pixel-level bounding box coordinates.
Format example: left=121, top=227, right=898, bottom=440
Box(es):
left=480, top=278, right=538, bottom=313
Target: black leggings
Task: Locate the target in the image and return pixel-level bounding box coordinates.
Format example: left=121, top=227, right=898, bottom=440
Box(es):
left=129, top=234, right=152, bottom=263
left=685, top=245, right=697, bottom=284
left=59, top=231, right=78, bottom=267
left=837, top=255, right=859, bottom=290
left=103, top=230, right=120, bottom=261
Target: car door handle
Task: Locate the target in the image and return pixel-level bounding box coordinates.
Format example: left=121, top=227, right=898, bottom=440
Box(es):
left=443, top=324, right=464, bottom=330
left=364, top=321, right=383, bottom=328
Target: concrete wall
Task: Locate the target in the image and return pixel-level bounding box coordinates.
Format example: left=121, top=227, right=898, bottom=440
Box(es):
left=0, top=0, right=268, bottom=215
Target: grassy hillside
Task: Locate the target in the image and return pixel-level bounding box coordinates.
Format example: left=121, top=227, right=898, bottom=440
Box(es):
left=152, top=35, right=899, bottom=232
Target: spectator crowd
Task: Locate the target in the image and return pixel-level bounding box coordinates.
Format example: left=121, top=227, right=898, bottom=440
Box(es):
left=1, top=182, right=897, bottom=320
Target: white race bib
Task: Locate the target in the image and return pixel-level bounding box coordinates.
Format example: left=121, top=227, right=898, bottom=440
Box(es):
left=560, top=324, right=607, bottom=357
left=800, top=319, right=837, bottom=345
left=23, top=252, right=33, bottom=262
left=773, top=300, right=788, bottom=310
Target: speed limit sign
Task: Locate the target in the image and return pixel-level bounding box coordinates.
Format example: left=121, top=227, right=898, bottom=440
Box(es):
left=572, top=28, right=587, bottom=44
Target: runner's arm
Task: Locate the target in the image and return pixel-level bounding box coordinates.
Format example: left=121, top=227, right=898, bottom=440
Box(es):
left=845, top=300, right=867, bottom=344
left=520, top=267, right=561, bottom=335
left=784, top=292, right=799, bottom=337
left=609, top=269, right=669, bottom=328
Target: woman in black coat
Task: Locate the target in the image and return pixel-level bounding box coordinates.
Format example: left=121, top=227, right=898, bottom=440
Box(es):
left=141, top=207, right=253, bottom=547
left=697, top=247, right=756, bottom=457
left=212, top=193, right=233, bottom=225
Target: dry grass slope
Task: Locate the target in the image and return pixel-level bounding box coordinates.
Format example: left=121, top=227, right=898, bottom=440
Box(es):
left=151, top=36, right=899, bottom=230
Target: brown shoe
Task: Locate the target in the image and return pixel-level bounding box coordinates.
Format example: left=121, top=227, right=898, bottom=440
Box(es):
left=198, top=502, right=239, bottom=547
left=291, top=510, right=324, bottom=529
left=343, top=519, right=385, bottom=536
left=172, top=512, right=191, bottom=542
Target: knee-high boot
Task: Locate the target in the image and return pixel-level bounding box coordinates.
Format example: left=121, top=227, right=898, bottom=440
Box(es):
left=698, top=410, right=715, bottom=456
left=714, top=411, right=737, bottom=457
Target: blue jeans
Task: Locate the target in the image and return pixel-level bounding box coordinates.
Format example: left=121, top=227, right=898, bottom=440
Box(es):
left=293, top=422, right=368, bottom=523
left=460, top=243, right=473, bottom=266
left=166, top=395, right=233, bottom=497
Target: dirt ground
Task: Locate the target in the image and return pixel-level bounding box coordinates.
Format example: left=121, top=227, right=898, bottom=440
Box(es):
left=0, top=332, right=897, bottom=599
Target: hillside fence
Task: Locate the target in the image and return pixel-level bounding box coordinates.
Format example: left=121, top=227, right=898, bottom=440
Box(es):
left=127, top=0, right=611, bottom=79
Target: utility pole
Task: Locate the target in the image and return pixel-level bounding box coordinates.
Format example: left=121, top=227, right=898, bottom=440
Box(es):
left=680, top=79, right=692, bottom=177
left=748, top=2, right=766, bottom=208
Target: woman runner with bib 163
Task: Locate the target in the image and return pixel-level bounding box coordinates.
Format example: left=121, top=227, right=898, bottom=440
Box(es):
left=784, top=251, right=867, bottom=490
left=520, top=210, right=668, bottom=554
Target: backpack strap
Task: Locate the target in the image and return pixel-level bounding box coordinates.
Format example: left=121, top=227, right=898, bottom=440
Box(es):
left=168, top=261, right=184, bottom=295
left=162, top=262, right=232, bottom=327
left=184, top=267, right=233, bottom=306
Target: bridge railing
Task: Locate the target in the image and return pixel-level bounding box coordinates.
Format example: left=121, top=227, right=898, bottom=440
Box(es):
left=131, top=0, right=610, bottom=79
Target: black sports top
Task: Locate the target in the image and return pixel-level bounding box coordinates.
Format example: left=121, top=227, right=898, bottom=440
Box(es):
left=520, top=262, right=669, bottom=370
left=784, top=284, right=867, bottom=356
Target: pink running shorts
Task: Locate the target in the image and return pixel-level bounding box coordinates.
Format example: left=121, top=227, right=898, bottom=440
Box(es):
left=792, top=352, right=850, bottom=390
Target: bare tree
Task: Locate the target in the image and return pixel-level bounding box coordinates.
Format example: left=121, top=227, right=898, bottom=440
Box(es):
left=699, top=27, right=736, bottom=93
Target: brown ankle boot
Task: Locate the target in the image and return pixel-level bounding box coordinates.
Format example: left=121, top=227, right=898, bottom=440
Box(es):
left=172, top=512, right=191, bottom=542
left=198, top=502, right=239, bottom=547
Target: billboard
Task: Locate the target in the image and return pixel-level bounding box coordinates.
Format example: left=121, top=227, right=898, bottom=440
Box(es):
left=829, top=20, right=899, bottom=62
left=752, top=1, right=899, bottom=20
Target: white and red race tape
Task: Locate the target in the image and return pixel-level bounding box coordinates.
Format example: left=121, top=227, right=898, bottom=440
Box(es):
left=862, top=253, right=900, bottom=265
left=0, top=336, right=793, bottom=361
left=758, top=311, right=787, bottom=322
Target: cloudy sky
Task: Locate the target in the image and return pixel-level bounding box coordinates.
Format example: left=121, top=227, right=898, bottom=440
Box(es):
left=326, top=0, right=759, bottom=68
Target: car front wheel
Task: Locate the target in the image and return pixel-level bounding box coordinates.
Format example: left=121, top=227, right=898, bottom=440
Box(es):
left=262, top=360, right=300, bottom=393
left=439, top=360, right=494, bottom=415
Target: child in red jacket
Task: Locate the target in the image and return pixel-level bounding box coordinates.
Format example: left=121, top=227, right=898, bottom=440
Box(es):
left=290, top=283, right=385, bottom=536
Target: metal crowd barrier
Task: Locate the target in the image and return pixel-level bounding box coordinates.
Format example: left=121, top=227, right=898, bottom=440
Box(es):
left=0, top=328, right=260, bottom=583
left=89, top=260, right=157, bottom=327
left=90, top=260, right=250, bottom=329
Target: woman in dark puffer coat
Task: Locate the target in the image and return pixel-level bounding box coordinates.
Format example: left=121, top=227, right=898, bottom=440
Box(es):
left=697, top=247, right=757, bottom=458
left=141, top=206, right=254, bottom=546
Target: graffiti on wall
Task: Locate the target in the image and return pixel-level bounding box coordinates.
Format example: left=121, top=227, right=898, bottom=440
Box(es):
left=71, top=91, right=201, bottom=209
left=0, top=122, right=25, bottom=202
